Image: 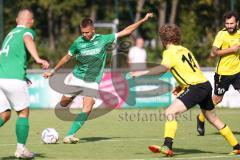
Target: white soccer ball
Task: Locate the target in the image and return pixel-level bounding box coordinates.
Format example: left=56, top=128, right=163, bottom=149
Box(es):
left=41, top=128, right=59, bottom=144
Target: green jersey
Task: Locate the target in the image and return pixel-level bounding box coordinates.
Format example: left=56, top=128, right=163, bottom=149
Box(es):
left=0, top=26, right=36, bottom=80
left=69, top=33, right=116, bottom=83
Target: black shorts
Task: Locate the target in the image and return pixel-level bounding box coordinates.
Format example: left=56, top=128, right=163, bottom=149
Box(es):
left=214, top=72, right=240, bottom=96
left=178, top=81, right=215, bottom=110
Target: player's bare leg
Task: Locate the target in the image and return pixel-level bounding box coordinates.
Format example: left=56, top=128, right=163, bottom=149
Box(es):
left=212, top=95, right=223, bottom=105
left=82, top=96, right=95, bottom=113
left=17, top=107, right=29, bottom=117
left=60, top=95, right=75, bottom=107
left=149, top=99, right=187, bottom=156
left=202, top=109, right=224, bottom=129
left=202, top=109, right=240, bottom=155
left=0, top=110, right=11, bottom=127
left=15, top=108, right=35, bottom=158
left=64, top=96, right=95, bottom=144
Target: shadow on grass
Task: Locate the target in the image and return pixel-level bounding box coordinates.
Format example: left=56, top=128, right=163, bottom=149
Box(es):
left=80, top=136, right=121, bottom=143
left=1, top=153, right=46, bottom=160
left=173, top=148, right=220, bottom=155
left=80, top=136, right=161, bottom=143
left=135, top=147, right=222, bottom=156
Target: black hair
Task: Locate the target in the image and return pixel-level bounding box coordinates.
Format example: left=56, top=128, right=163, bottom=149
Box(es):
left=223, top=11, right=239, bottom=22
left=81, top=18, right=94, bottom=28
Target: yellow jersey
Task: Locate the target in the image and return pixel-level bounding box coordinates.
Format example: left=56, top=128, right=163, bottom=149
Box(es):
left=161, top=45, right=208, bottom=88
left=213, top=28, right=240, bottom=75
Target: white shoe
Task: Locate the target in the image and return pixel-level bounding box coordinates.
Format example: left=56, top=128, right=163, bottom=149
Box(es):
left=63, top=135, right=79, bottom=144
left=14, top=147, right=35, bottom=158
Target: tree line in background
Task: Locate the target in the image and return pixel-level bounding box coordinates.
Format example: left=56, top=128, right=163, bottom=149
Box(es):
left=2, top=0, right=240, bottom=68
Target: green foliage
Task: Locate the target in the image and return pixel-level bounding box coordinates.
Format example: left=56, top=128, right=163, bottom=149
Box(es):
left=2, top=0, right=239, bottom=68
left=179, top=0, right=225, bottom=67
left=147, top=47, right=163, bottom=65
left=180, top=10, right=211, bottom=66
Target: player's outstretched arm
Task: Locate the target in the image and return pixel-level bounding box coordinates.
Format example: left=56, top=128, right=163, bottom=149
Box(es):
left=210, top=45, right=240, bottom=57
left=131, top=65, right=169, bottom=77
left=43, top=54, right=71, bottom=78
left=117, top=13, right=153, bottom=38
left=24, top=35, right=49, bottom=69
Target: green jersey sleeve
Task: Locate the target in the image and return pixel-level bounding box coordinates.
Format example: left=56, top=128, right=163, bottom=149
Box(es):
left=23, top=28, right=36, bottom=40
left=102, top=33, right=117, bottom=45
left=68, top=40, right=78, bottom=56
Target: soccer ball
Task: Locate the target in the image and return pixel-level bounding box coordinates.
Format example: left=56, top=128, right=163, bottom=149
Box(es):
left=41, top=128, right=59, bottom=144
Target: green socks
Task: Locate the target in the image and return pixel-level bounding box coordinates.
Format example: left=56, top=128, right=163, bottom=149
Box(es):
left=67, top=112, right=88, bottom=136
left=16, top=117, right=29, bottom=144
left=0, top=117, right=4, bottom=127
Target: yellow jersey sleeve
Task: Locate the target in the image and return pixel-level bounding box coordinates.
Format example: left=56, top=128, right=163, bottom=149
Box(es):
left=214, top=29, right=240, bottom=75
left=213, top=31, right=224, bottom=48
left=161, top=50, right=176, bottom=68
left=161, top=45, right=207, bottom=88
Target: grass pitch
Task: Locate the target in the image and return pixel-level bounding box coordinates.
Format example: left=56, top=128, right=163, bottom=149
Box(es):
left=0, top=108, right=240, bottom=160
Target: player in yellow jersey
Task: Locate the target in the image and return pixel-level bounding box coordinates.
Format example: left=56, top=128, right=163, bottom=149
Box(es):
left=132, top=24, right=240, bottom=156
left=197, top=11, right=240, bottom=136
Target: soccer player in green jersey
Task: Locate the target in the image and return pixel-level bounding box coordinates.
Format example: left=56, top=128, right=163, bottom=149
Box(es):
left=43, top=13, right=153, bottom=143
left=132, top=24, right=240, bottom=156
left=197, top=11, right=240, bottom=136
left=0, top=8, right=49, bottom=158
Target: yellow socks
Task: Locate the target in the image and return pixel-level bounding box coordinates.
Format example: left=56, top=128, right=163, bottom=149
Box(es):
left=219, top=125, right=238, bottom=147
left=198, top=113, right=205, bottom=122
left=164, top=120, right=177, bottom=139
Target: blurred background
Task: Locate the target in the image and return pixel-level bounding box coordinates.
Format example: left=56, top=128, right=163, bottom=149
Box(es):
left=1, top=0, right=239, bottom=69
left=1, top=0, right=240, bottom=108
left=1, top=2, right=240, bottom=159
